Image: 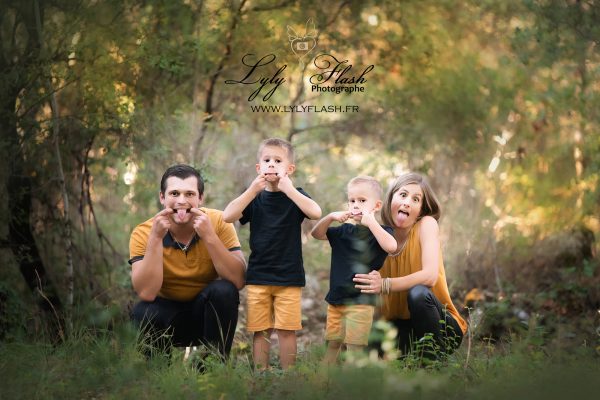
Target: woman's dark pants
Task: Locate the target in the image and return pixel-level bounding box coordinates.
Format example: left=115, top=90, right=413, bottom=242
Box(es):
left=373, top=285, right=464, bottom=359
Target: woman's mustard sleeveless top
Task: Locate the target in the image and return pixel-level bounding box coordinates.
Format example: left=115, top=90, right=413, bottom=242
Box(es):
left=379, top=220, right=467, bottom=334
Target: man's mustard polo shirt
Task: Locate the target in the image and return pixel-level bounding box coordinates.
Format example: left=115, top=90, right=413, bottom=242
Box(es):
left=129, top=208, right=241, bottom=302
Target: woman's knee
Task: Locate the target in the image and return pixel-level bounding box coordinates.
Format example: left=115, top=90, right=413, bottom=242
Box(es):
left=407, top=285, right=433, bottom=310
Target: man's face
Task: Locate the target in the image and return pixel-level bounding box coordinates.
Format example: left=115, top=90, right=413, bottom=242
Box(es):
left=159, top=176, right=203, bottom=224
left=256, top=145, right=295, bottom=182
left=347, top=182, right=382, bottom=222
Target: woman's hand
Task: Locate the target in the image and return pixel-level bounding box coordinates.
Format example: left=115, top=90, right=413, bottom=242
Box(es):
left=353, top=270, right=382, bottom=294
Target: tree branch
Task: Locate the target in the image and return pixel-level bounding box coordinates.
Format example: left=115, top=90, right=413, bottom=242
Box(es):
left=249, top=0, right=295, bottom=12
left=189, top=0, right=248, bottom=164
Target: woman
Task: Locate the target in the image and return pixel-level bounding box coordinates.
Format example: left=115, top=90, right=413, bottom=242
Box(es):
left=354, top=172, right=467, bottom=357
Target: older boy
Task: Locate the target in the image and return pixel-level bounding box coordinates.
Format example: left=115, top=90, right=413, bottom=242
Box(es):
left=311, top=176, right=396, bottom=364
left=223, top=138, right=321, bottom=370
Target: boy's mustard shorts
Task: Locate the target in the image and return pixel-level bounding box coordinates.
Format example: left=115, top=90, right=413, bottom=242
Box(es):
left=246, top=285, right=302, bottom=332
left=325, top=304, right=375, bottom=346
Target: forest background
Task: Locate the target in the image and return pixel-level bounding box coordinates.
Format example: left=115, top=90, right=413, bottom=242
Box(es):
left=1, top=0, right=599, bottom=398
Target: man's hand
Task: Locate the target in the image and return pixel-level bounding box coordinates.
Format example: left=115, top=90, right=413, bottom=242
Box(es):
left=191, top=208, right=246, bottom=289
left=191, top=208, right=215, bottom=238
left=249, top=174, right=267, bottom=195
left=150, top=208, right=173, bottom=240
left=277, top=173, right=295, bottom=194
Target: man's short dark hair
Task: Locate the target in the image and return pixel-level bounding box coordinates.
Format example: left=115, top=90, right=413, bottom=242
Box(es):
left=160, top=164, right=204, bottom=195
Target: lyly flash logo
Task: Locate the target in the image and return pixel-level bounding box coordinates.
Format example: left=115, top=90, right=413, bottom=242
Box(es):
left=287, top=18, right=317, bottom=67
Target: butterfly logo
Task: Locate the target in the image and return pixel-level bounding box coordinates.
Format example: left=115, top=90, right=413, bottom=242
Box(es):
left=287, top=18, right=317, bottom=67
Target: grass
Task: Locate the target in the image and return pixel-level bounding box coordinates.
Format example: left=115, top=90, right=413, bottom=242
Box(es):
left=1, top=322, right=599, bottom=400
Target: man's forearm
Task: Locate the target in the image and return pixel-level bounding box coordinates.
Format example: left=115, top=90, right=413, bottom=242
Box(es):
left=131, top=236, right=164, bottom=301
left=203, top=234, right=246, bottom=289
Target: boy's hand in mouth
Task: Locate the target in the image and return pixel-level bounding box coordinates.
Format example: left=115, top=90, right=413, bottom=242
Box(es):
left=263, top=172, right=279, bottom=182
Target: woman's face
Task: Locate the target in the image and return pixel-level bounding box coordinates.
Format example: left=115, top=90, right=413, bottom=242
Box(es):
left=390, top=183, right=424, bottom=229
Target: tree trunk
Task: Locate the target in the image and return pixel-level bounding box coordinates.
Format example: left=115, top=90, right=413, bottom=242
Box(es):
left=2, top=94, right=65, bottom=341
left=0, top=0, right=64, bottom=341
left=34, top=0, right=73, bottom=336
left=189, top=0, right=247, bottom=164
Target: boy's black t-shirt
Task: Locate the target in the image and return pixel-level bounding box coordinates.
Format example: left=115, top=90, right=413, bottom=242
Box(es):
left=240, top=188, right=309, bottom=286
left=325, top=223, right=393, bottom=305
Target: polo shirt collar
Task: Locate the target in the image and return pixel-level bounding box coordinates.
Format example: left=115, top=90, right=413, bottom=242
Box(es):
left=163, top=231, right=200, bottom=250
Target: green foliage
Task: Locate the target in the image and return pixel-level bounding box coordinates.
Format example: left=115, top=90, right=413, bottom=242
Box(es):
left=1, top=322, right=600, bottom=399
left=1, top=0, right=599, bottom=348
left=0, top=282, right=26, bottom=340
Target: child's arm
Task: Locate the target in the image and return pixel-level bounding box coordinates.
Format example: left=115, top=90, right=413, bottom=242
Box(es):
left=355, top=216, right=440, bottom=293
left=277, top=173, right=322, bottom=220
left=222, top=174, right=266, bottom=223
left=311, top=211, right=351, bottom=240
left=360, top=211, right=398, bottom=253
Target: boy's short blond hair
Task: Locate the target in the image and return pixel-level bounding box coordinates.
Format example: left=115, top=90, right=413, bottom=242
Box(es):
left=347, top=176, right=384, bottom=200
left=257, top=137, right=295, bottom=163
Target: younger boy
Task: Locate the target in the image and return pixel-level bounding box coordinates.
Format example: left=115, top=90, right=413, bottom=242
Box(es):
left=311, top=176, right=396, bottom=364
left=223, top=138, right=321, bottom=369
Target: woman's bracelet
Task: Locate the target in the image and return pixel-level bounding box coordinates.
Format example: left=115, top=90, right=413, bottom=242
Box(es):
left=381, top=278, right=390, bottom=294
left=381, top=277, right=392, bottom=295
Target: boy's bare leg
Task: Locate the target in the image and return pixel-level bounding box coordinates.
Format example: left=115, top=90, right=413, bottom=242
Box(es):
left=253, top=329, right=272, bottom=370
left=345, top=344, right=365, bottom=357
left=277, top=329, right=297, bottom=369
left=323, top=340, right=343, bottom=366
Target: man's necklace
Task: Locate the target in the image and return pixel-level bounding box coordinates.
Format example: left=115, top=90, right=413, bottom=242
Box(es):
left=170, top=231, right=195, bottom=252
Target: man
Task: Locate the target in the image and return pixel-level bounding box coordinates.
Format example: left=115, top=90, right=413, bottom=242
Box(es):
left=129, top=164, right=246, bottom=358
